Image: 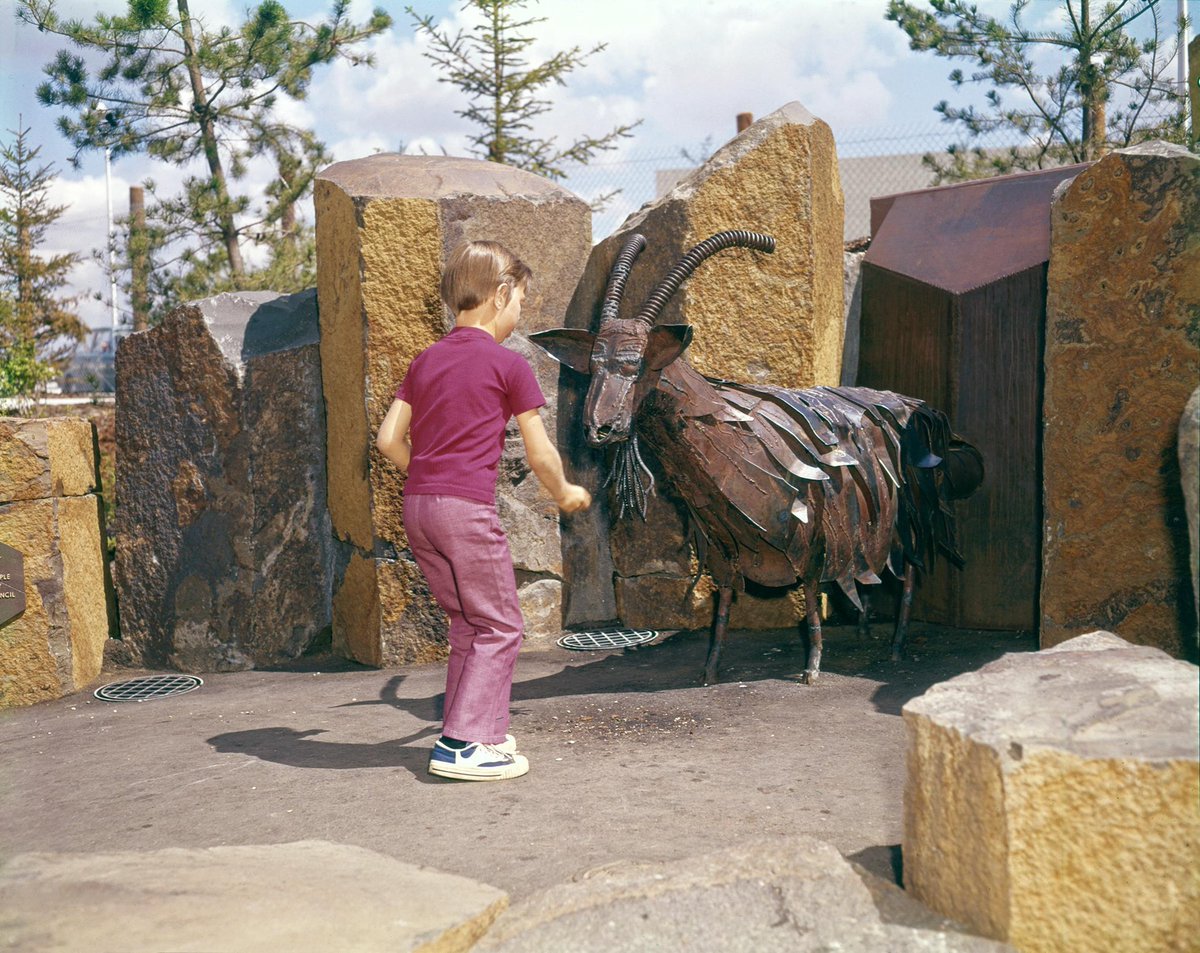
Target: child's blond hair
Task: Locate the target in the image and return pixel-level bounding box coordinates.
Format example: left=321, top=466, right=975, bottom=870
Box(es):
left=440, top=241, right=533, bottom=315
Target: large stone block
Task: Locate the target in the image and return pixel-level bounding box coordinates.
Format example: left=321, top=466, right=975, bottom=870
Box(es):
left=0, top=495, right=111, bottom=707
left=0, top=417, right=98, bottom=502
left=903, top=631, right=1200, bottom=953
left=475, top=835, right=1011, bottom=952
left=558, top=101, right=845, bottom=628
left=0, top=840, right=507, bottom=953
left=114, top=290, right=334, bottom=671
left=1181, top=386, right=1200, bottom=644
left=1042, top=142, right=1200, bottom=657
left=314, top=155, right=590, bottom=663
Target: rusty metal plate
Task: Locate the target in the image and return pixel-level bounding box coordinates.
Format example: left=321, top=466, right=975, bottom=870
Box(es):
left=867, top=164, right=1088, bottom=294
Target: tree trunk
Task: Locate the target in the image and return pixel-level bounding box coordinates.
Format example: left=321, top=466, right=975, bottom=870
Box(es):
left=177, top=0, right=244, bottom=278
left=15, top=218, right=35, bottom=339
left=129, top=185, right=149, bottom=331
left=277, top=156, right=298, bottom=250
left=1077, top=0, right=1107, bottom=159
left=489, top=5, right=504, bottom=163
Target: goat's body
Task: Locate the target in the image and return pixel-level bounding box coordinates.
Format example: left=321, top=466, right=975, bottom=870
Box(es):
left=634, top=360, right=975, bottom=682
left=639, top=361, right=961, bottom=598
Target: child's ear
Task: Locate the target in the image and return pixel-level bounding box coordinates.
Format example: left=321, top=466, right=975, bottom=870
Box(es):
left=529, top=328, right=596, bottom=374
left=645, top=324, right=693, bottom=370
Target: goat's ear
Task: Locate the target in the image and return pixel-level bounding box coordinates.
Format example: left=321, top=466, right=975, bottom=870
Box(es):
left=529, top=328, right=595, bottom=374
left=645, top=324, right=693, bottom=371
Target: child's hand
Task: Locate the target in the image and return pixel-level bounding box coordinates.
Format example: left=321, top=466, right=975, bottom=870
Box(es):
left=557, top=484, right=591, bottom=513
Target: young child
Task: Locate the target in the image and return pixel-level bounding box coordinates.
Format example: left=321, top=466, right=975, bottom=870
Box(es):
left=375, top=240, right=590, bottom=782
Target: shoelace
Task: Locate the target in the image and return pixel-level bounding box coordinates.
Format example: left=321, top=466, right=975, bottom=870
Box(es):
left=475, top=743, right=512, bottom=762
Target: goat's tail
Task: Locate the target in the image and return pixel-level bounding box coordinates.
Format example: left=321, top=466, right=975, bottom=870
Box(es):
left=895, top=406, right=983, bottom=572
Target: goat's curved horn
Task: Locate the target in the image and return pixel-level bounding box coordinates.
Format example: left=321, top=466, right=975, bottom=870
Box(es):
left=600, top=233, right=647, bottom=324
left=634, top=230, right=775, bottom=326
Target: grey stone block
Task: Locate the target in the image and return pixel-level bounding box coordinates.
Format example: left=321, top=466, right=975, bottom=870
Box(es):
left=114, top=289, right=333, bottom=669
left=0, top=840, right=506, bottom=953
left=474, top=836, right=1011, bottom=952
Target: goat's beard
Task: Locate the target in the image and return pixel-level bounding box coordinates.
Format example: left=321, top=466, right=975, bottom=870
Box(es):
left=603, top=432, right=655, bottom=520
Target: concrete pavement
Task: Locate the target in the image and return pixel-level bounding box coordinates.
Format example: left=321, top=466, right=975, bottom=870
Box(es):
left=0, top=623, right=1031, bottom=950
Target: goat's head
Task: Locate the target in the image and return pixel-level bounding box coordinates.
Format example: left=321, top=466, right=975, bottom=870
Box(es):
left=531, top=230, right=775, bottom=517
left=540, top=317, right=694, bottom=447
left=532, top=230, right=773, bottom=448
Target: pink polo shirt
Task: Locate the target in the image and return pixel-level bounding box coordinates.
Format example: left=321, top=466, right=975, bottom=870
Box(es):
left=396, top=326, right=545, bottom=504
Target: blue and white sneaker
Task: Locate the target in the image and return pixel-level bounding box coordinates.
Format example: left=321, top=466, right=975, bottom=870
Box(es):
left=496, top=734, right=518, bottom=754
left=428, top=740, right=529, bottom=781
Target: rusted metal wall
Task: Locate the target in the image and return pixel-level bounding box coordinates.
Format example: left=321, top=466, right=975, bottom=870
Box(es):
left=858, top=263, right=1045, bottom=630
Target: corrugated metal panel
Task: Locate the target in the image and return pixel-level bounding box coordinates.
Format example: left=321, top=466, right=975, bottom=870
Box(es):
left=866, top=164, right=1088, bottom=295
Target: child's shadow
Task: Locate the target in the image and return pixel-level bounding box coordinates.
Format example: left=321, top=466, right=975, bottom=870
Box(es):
left=206, top=725, right=446, bottom=782
left=204, top=635, right=709, bottom=780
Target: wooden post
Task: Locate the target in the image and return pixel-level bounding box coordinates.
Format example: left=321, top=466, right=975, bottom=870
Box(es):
left=736, top=112, right=753, bottom=133
left=128, top=185, right=149, bottom=332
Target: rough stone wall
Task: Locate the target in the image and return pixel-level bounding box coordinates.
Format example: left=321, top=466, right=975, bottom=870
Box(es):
left=841, top=249, right=866, bottom=387
left=114, top=290, right=333, bottom=671
left=0, top=418, right=114, bottom=707
left=1181, top=386, right=1200, bottom=644
left=558, top=101, right=845, bottom=631
left=1042, top=142, right=1200, bottom=657
left=314, top=155, right=590, bottom=665
left=903, top=631, right=1200, bottom=952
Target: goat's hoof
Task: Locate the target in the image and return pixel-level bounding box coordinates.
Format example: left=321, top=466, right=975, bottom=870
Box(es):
left=801, top=669, right=818, bottom=685
left=700, top=670, right=716, bottom=686
left=890, top=649, right=904, bottom=662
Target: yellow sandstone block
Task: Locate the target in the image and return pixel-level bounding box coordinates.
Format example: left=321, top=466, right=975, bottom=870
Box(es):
left=903, top=632, right=1200, bottom=952
left=0, top=496, right=112, bottom=707
left=0, top=417, right=98, bottom=503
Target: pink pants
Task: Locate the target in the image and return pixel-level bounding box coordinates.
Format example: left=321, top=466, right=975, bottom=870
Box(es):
left=403, top=494, right=523, bottom=744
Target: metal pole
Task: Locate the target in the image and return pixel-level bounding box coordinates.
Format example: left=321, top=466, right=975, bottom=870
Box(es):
left=104, top=144, right=118, bottom=352
left=1180, top=0, right=1189, bottom=97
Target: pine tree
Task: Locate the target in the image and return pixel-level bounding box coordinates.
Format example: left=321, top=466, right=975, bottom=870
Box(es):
left=408, top=0, right=640, bottom=187
left=0, top=121, right=84, bottom=391
left=18, top=0, right=391, bottom=315
left=886, top=0, right=1190, bottom=182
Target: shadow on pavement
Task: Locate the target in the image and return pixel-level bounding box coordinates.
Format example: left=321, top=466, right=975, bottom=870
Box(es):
left=204, top=624, right=1034, bottom=778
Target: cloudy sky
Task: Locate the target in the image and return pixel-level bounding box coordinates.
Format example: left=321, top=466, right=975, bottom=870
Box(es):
left=0, top=0, right=1191, bottom=332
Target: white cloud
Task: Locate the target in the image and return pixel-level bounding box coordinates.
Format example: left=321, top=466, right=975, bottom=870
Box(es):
left=5, top=0, right=1036, bottom=326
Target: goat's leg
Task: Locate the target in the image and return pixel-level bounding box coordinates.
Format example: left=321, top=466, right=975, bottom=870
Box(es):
left=802, top=581, right=823, bottom=684
left=891, top=563, right=917, bottom=662
left=857, top=587, right=872, bottom=638
left=703, top=585, right=733, bottom=686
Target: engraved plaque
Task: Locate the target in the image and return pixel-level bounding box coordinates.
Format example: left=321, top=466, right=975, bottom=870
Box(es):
left=0, top=541, right=25, bottom=626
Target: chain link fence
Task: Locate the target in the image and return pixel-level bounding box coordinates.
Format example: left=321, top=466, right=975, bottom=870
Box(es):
left=557, top=121, right=1041, bottom=244
left=60, top=110, right=1187, bottom=393
left=558, top=109, right=1187, bottom=244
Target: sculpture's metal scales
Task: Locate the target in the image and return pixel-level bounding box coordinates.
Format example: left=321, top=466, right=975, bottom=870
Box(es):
left=533, top=231, right=983, bottom=684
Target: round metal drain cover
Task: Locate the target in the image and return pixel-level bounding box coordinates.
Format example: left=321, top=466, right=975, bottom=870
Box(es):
left=94, top=674, right=203, bottom=703
left=558, top=629, right=659, bottom=651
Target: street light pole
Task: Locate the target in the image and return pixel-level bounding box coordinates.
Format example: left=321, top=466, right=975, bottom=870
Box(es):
left=1180, top=0, right=1192, bottom=141
left=104, top=142, right=117, bottom=354
left=1181, top=0, right=1189, bottom=96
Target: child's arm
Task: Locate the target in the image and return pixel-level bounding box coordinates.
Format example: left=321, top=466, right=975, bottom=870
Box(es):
left=375, top=399, right=413, bottom=472
left=515, top=409, right=591, bottom=513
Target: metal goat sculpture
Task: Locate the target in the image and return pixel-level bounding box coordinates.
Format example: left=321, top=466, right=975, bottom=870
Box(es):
left=532, top=230, right=983, bottom=684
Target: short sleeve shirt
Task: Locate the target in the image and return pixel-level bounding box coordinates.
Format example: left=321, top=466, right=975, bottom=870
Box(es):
left=397, top=326, right=545, bottom=504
